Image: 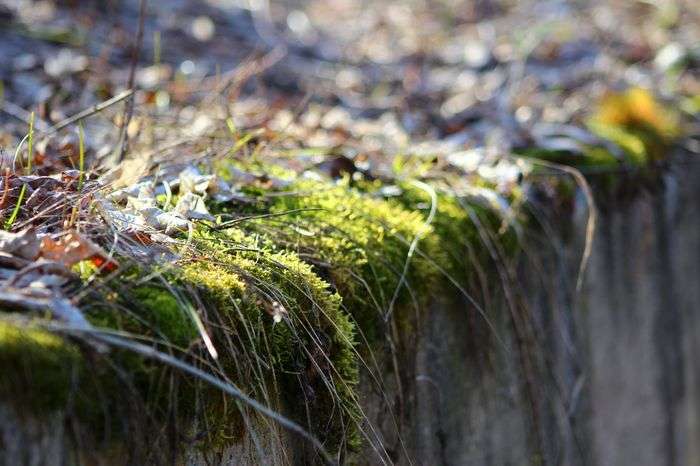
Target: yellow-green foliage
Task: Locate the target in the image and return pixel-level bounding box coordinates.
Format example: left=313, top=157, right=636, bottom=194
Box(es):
left=588, top=87, right=680, bottom=163
left=180, top=229, right=360, bottom=447
left=257, top=178, right=440, bottom=338
left=0, top=163, right=520, bottom=458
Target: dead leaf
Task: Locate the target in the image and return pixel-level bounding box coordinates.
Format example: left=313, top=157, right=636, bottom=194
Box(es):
left=178, top=166, right=213, bottom=195
left=112, top=155, right=152, bottom=189
left=0, top=228, right=41, bottom=261
left=139, top=207, right=190, bottom=234
left=40, top=231, right=118, bottom=272
left=174, top=192, right=215, bottom=221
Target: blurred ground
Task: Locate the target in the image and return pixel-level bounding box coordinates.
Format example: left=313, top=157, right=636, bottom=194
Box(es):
left=0, top=0, right=698, bottom=170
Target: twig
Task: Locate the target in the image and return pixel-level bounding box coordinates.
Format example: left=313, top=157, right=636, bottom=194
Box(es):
left=0, top=101, right=50, bottom=132
left=116, top=0, right=148, bottom=163
left=202, top=45, right=287, bottom=106
left=78, top=122, right=86, bottom=190
left=0, top=168, right=11, bottom=209
left=26, top=112, right=34, bottom=174
left=212, top=208, right=323, bottom=231
left=44, top=89, right=135, bottom=135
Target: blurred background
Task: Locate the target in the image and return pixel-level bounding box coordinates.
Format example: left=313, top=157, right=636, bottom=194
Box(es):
left=0, top=0, right=697, bottom=164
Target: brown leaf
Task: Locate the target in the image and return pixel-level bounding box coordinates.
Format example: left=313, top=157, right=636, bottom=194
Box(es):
left=40, top=231, right=118, bottom=272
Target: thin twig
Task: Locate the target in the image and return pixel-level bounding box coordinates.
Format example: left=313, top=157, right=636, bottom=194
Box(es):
left=212, top=208, right=323, bottom=231
left=0, top=101, right=50, bottom=132
left=116, top=0, right=148, bottom=163
left=202, top=45, right=287, bottom=106
left=44, top=89, right=135, bottom=135
left=0, top=168, right=11, bottom=209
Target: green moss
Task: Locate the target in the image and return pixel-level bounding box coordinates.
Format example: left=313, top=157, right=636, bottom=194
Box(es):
left=0, top=160, right=524, bottom=459
left=176, top=229, right=361, bottom=448
left=131, top=285, right=198, bottom=347
left=0, top=320, right=81, bottom=411
left=248, top=178, right=439, bottom=339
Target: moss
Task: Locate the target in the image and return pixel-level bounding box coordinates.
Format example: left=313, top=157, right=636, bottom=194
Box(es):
left=249, top=178, right=440, bottom=340
left=0, top=318, right=186, bottom=458
left=177, top=229, right=361, bottom=449
left=0, top=160, right=523, bottom=460
left=0, top=320, right=81, bottom=411
left=131, top=285, right=198, bottom=348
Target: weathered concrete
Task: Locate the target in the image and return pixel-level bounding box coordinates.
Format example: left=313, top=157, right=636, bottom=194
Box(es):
left=3, top=152, right=699, bottom=465
left=371, top=151, right=700, bottom=466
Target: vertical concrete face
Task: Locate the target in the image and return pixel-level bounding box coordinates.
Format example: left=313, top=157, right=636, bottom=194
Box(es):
left=393, top=152, right=700, bottom=466
left=0, top=406, right=68, bottom=466
left=581, top=155, right=700, bottom=466
left=413, top=298, right=531, bottom=466
left=585, top=194, right=670, bottom=466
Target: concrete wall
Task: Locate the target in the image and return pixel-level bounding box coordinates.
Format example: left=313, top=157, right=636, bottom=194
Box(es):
left=3, top=152, right=699, bottom=465
left=373, top=151, right=700, bottom=466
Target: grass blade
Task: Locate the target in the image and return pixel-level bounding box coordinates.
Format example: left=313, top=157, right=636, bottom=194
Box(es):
left=78, top=121, right=85, bottom=190
left=5, top=184, right=27, bottom=230
left=26, top=112, right=34, bottom=174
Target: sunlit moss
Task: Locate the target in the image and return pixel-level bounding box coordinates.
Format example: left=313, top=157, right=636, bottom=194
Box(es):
left=0, top=161, right=523, bottom=459
left=251, top=178, right=440, bottom=341
left=180, top=228, right=361, bottom=448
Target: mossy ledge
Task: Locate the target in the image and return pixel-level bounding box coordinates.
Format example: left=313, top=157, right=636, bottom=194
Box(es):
left=1, top=85, right=691, bottom=464
left=0, top=167, right=522, bottom=464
